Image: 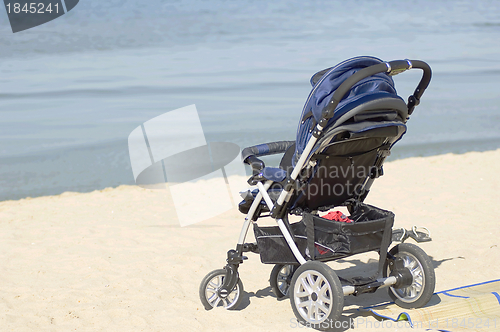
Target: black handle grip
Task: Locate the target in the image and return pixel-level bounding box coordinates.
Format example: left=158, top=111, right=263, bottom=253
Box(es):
left=409, top=60, right=432, bottom=100
left=387, top=60, right=411, bottom=75
left=406, top=60, right=432, bottom=115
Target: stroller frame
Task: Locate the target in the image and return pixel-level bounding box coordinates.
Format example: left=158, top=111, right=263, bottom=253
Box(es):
left=200, top=59, right=435, bottom=328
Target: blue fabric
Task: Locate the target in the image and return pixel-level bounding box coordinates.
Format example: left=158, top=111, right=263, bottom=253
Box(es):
left=255, top=144, right=270, bottom=155
left=294, top=56, right=399, bottom=161
left=259, top=167, right=287, bottom=182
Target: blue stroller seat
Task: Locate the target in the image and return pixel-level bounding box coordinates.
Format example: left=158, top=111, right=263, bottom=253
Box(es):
left=200, top=56, right=436, bottom=329
left=240, top=56, right=409, bottom=213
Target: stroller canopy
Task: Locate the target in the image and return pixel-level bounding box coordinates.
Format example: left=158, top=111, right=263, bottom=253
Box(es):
left=294, top=56, right=403, bottom=163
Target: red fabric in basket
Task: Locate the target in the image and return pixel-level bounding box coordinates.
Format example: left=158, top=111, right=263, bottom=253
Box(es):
left=322, top=210, right=353, bottom=223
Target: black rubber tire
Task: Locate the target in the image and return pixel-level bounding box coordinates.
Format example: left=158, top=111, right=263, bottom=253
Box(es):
left=199, top=269, right=244, bottom=310
left=289, top=261, right=344, bottom=331
left=383, top=243, right=435, bottom=309
left=270, top=264, right=297, bottom=299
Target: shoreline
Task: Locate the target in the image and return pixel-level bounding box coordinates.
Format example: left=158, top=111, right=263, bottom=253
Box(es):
left=2, top=147, right=500, bottom=203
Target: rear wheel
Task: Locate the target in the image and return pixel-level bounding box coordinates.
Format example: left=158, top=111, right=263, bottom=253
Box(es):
left=289, top=261, right=344, bottom=330
left=199, top=269, right=243, bottom=310
left=383, top=243, right=435, bottom=308
left=270, top=264, right=297, bottom=298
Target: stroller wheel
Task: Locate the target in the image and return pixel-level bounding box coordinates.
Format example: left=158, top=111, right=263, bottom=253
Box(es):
left=199, top=269, right=243, bottom=310
left=270, top=264, right=297, bottom=299
left=383, top=243, right=435, bottom=309
left=289, top=261, right=344, bottom=330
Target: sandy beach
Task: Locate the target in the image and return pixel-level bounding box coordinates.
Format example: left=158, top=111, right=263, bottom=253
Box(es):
left=0, top=149, right=499, bottom=331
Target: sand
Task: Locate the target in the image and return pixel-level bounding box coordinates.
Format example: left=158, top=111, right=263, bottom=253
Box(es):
left=0, top=149, right=499, bottom=331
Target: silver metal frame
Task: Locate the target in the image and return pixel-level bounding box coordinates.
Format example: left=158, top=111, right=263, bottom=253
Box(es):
left=236, top=123, right=325, bottom=265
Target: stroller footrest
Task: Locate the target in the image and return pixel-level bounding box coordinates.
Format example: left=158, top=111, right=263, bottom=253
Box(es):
left=392, top=226, right=431, bottom=243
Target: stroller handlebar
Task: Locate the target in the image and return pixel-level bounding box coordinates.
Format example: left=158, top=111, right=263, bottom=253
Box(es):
left=322, top=59, right=432, bottom=120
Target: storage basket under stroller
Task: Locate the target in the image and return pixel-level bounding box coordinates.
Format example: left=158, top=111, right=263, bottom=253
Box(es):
left=254, top=202, right=393, bottom=264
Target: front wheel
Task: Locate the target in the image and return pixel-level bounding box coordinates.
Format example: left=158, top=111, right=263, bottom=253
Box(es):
left=199, top=269, right=244, bottom=310
left=289, top=261, right=344, bottom=330
left=383, top=243, right=435, bottom=309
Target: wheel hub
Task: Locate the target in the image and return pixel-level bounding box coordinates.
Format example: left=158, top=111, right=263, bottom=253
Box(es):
left=388, top=252, right=425, bottom=303
left=294, top=271, right=333, bottom=324
left=218, top=289, right=229, bottom=298
left=391, top=257, right=414, bottom=288
left=277, top=265, right=293, bottom=295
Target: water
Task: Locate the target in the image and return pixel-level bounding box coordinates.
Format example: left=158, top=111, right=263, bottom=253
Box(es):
left=1, top=0, right=500, bottom=200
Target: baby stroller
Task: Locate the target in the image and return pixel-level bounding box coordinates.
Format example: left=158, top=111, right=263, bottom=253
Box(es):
left=199, top=56, right=436, bottom=329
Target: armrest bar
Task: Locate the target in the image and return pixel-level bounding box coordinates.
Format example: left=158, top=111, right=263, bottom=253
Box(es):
left=241, top=140, right=295, bottom=162
left=242, top=140, right=295, bottom=175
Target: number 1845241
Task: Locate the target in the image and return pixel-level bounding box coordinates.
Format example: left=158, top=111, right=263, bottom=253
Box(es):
left=6, top=2, right=60, bottom=14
